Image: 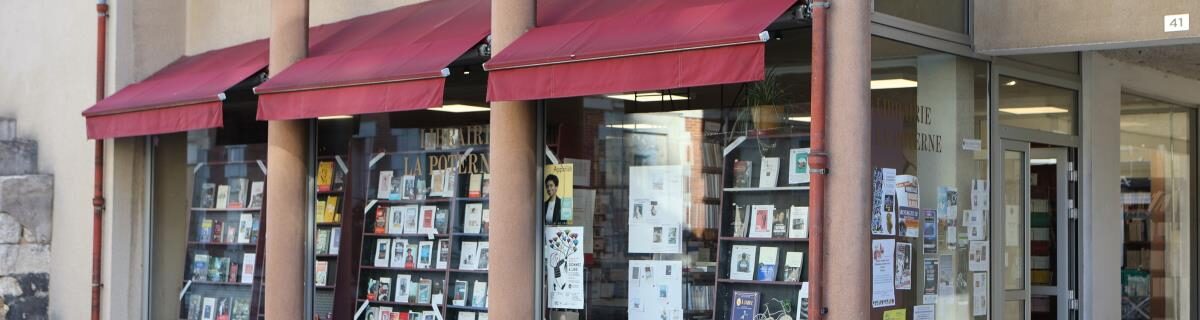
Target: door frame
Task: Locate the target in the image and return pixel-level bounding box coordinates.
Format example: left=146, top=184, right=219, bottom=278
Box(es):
left=994, top=139, right=1032, bottom=319
left=1029, top=147, right=1075, bottom=320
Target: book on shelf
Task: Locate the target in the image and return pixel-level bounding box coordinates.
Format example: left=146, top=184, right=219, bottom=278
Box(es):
left=444, top=171, right=457, bottom=198
left=405, top=243, right=418, bottom=269
left=251, top=219, right=260, bottom=243
left=436, top=239, right=450, bottom=269
left=199, top=219, right=213, bottom=242
left=378, top=277, right=393, bottom=302
left=332, top=159, right=346, bottom=191
left=468, top=174, right=483, bottom=198
left=215, top=185, right=230, bottom=209
left=324, top=196, right=340, bottom=223
left=329, top=227, right=341, bottom=255
left=227, top=178, right=248, bottom=209
left=418, top=206, right=437, bottom=234
left=478, top=313, right=488, bottom=320
left=367, top=279, right=378, bottom=301
left=730, top=291, right=760, bottom=320
left=417, top=241, right=434, bottom=269
left=788, top=206, right=809, bottom=239
left=481, top=174, right=490, bottom=198
left=388, top=206, right=405, bottom=234
left=459, top=311, right=477, bottom=320
left=748, top=205, right=775, bottom=238
left=475, top=242, right=490, bottom=270
left=240, top=253, right=255, bottom=284
left=732, top=204, right=748, bottom=238
left=759, top=157, right=780, bottom=188
left=435, top=209, right=449, bottom=234
left=756, top=247, right=779, bottom=281
left=733, top=160, right=753, bottom=188
left=788, top=148, right=811, bottom=185
left=192, top=254, right=210, bottom=281
left=317, top=161, right=334, bottom=192
left=201, top=297, right=217, bottom=320
left=417, top=279, right=433, bottom=304
left=378, top=307, right=394, bottom=320
left=187, top=294, right=201, bottom=320
left=389, top=239, right=408, bottom=268
left=402, top=205, right=420, bottom=234
left=374, top=239, right=392, bottom=267
left=798, top=282, right=810, bottom=319
left=377, top=170, right=394, bottom=200
left=225, top=225, right=237, bottom=244
left=771, top=209, right=788, bottom=238
left=481, top=209, right=490, bottom=233
left=315, top=200, right=327, bottom=223
left=248, top=181, right=264, bottom=209
left=374, top=206, right=388, bottom=234
left=316, top=230, right=330, bottom=255
left=200, top=183, right=217, bottom=208
left=401, top=175, right=417, bottom=200
left=431, top=170, right=446, bottom=197
left=464, top=203, right=484, bottom=234
left=471, top=280, right=488, bottom=307
left=422, top=311, right=439, bottom=320
left=211, top=221, right=224, bottom=243
left=453, top=280, right=469, bottom=305
left=395, top=274, right=412, bottom=303
left=729, top=245, right=756, bottom=280
left=208, top=257, right=227, bottom=282
left=315, top=260, right=328, bottom=286
left=460, top=242, right=478, bottom=270
left=237, top=214, right=254, bottom=244
left=783, top=252, right=804, bottom=282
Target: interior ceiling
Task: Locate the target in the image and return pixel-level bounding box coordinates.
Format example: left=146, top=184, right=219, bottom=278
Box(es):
left=1102, top=44, right=1200, bottom=81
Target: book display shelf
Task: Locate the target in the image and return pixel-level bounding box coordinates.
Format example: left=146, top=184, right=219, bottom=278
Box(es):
left=180, top=145, right=268, bottom=320
left=314, top=155, right=349, bottom=319
left=714, top=132, right=810, bottom=320
left=1120, top=177, right=1153, bottom=319
left=355, top=126, right=491, bottom=320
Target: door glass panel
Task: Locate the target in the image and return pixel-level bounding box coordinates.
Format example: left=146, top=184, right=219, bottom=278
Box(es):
left=1029, top=155, right=1057, bottom=288
left=1005, top=300, right=1025, bottom=320
left=1003, top=150, right=1026, bottom=290
left=998, top=77, right=1077, bottom=135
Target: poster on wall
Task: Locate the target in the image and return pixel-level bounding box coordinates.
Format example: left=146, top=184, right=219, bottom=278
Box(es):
left=545, top=226, right=585, bottom=309
left=895, top=242, right=912, bottom=290
left=937, top=187, right=958, bottom=245
left=628, top=165, right=685, bottom=254
left=627, top=260, right=683, bottom=320
left=922, top=257, right=938, bottom=304
left=788, top=148, right=811, bottom=185
left=544, top=164, right=574, bottom=225
left=872, top=168, right=898, bottom=236
left=972, top=272, right=989, bottom=316
left=921, top=209, right=937, bottom=254
left=898, top=207, right=920, bottom=239
left=895, top=175, right=919, bottom=207
left=871, top=239, right=897, bottom=307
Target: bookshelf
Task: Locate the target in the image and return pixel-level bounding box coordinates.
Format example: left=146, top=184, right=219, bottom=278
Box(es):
left=354, top=128, right=491, bottom=320
left=179, top=146, right=268, bottom=320
left=313, top=155, right=349, bottom=320
left=714, top=133, right=810, bottom=320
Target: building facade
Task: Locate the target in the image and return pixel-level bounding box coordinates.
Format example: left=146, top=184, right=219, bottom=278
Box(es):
left=0, top=0, right=1197, bottom=319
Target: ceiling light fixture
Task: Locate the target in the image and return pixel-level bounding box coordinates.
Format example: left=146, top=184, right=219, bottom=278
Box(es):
left=317, top=115, right=353, bottom=120
left=998, top=106, right=1070, bottom=115
left=605, top=123, right=663, bottom=130
left=605, top=92, right=690, bottom=102
left=429, top=104, right=490, bottom=113
left=788, top=116, right=812, bottom=122
left=870, top=79, right=918, bottom=90
left=1004, top=80, right=1017, bottom=86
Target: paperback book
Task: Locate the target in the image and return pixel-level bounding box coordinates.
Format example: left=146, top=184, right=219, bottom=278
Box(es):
left=755, top=246, right=779, bottom=281
left=758, top=157, right=780, bottom=188
left=783, top=252, right=804, bottom=282
left=729, top=245, right=757, bottom=280
left=730, top=291, right=760, bottom=320
left=471, top=281, right=488, bottom=307
left=248, top=181, right=264, bottom=209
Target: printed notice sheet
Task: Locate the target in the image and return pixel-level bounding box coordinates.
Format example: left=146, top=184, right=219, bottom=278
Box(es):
left=627, top=260, right=683, bottom=320
left=628, top=166, right=685, bottom=254
left=545, top=227, right=585, bottom=309
left=872, top=239, right=897, bottom=307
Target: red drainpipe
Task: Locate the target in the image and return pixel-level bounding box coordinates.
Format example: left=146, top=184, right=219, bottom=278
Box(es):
left=807, top=1, right=829, bottom=319
left=92, top=1, right=108, bottom=320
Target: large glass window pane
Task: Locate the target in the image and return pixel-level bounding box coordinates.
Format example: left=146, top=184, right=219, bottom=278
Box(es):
left=1002, top=149, right=1025, bottom=291
left=1119, top=94, right=1193, bottom=319
left=870, top=37, right=990, bottom=319
left=998, top=76, right=1077, bottom=135
left=873, top=0, right=967, bottom=33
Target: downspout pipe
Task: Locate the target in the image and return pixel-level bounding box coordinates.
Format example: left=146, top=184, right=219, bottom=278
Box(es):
left=92, top=1, right=108, bottom=320
left=807, top=1, right=829, bottom=319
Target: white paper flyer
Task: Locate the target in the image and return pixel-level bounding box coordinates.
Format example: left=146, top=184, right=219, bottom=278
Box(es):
left=968, top=241, right=989, bottom=272
left=545, top=226, right=585, bottom=309
left=972, top=272, right=988, bottom=316
left=871, top=239, right=897, bottom=307
left=628, top=166, right=685, bottom=253
left=627, top=260, right=683, bottom=320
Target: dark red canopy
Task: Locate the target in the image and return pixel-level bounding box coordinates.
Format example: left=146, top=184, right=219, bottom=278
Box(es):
left=255, top=0, right=490, bottom=120
left=82, top=40, right=268, bottom=139
left=485, top=0, right=797, bottom=101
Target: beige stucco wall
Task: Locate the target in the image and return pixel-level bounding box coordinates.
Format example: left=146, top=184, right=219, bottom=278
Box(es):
left=976, top=0, right=1200, bottom=54
left=184, top=0, right=423, bottom=55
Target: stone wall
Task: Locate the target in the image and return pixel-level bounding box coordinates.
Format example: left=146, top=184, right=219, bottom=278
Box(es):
left=0, top=118, right=52, bottom=320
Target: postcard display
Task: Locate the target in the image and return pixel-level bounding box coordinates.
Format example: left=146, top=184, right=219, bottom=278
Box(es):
left=181, top=145, right=268, bottom=320
left=716, top=134, right=811, bottom=320
left=314, top=156, right=349, bottom=319
left=357, top=125, right=491, bottom=320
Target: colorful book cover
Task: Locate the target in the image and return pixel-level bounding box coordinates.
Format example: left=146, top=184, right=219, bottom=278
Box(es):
left=783, top=252, right=804, bottom=282
left=248, top=181, right=264, bottom=209
left=468, top=174, right=483, bottom=198
left=377, top=170, right=394, bottom=200
left=755, top=246, right=779, bottom=281
left=374, top=206, right=388, bottom=234
left=192, top=254, right=210, bottom=281
left=729, top=245, right=757, bottom=280
left=436, top=239, right=450, bottom=269
left=240, top=253, right=255, bottom=284
left=316, top=161, right=334, bottom=192
left=898, top=206, right=920, bottom=238
left=733, top=160, right=753, bottom=188
left=730, top=291, right=760, bottom=320
left=470, top=281, right=487, bottom=307
left=227, top=178, right=248, bottom=209
left=237, top=214, right=254, bottom=244
left=417, top=241, right=433, bottom=269
left=453, top=280, right=468, bottom=305
left=215, top=185, right=230, bottom=209
left=314, top=261, right=328, bottom=286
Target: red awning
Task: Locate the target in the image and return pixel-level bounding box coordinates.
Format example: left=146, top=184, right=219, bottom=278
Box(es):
left=484, top=0, right=797, bottom=101
left=255, top=0, right=490, bottom=120
left=82, top=40, right=268, bottom=139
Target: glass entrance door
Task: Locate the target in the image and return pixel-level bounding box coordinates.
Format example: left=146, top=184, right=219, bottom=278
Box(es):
left=999, top=140, right=1031, bottom=320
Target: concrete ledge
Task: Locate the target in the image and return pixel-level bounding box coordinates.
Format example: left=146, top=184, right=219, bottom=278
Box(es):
left=0, top=175, right=52, bottom=242
left=0, top=140, right=37, bottom=176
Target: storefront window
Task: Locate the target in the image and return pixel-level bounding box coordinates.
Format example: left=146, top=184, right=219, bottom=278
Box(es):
left=539, top=29, right=812, bottom=320
left=1119, top=94, right=1193, bottom=319
left=150, top=103, right=270, bottom=320
left=870, top=37, right=990, bottom=319
left=873, top=0, right=967, bottom=34
left=998, top=76, right=1077, bottom=135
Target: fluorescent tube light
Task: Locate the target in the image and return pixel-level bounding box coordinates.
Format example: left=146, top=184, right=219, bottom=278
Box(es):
left=870, top=79, right=918, bottom=90
left=605, top=123, right=663, bottom=130
left=318, top=115, right=353, bottom=120
left=429, top=104, right=490, bottom=113
left=605, top=93, right=689, bottom=102
left=998, top=106, right=1070, bottom=115
left=1031, top=158, right=1057, bottom=165
left=788, top=116, right=812, bottom=122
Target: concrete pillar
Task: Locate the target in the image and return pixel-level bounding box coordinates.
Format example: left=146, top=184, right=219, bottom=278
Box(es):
left=1079, top=52, right=1121, bottom=319
left=488, top=0, right=537, bottom=318
left=824, top=0, right=871, bottom=319
left=264, top=0, right=307, bottom=318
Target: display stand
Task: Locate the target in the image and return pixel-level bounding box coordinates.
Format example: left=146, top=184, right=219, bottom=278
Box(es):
left=314, top=155, right=350, bottom=319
